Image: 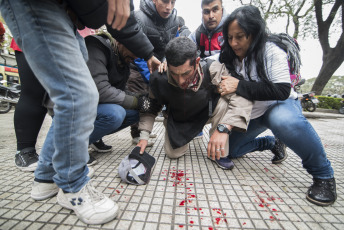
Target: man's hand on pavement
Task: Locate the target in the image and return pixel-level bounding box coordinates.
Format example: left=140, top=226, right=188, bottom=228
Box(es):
left=137, top=139, right=148, bottom=154
left=207, top=130, right=227, bottom=160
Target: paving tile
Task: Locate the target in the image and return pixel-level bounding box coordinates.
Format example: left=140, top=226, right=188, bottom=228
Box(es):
left=0, top=112, right=343, bottom=229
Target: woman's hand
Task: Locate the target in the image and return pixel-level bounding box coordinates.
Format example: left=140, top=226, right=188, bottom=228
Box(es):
left=158, top=60, right=167, bottom=73
left=218, top=75, right=239, bottom=95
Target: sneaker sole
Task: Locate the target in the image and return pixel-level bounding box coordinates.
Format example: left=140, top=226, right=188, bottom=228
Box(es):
left=16, top=163, right=37, bottom=172
left=272, top=152, right=288, bottom=164
left=31, top=189, right=59, bottom=201
left=89, top=144, right=113, bottom=153
left=306, top=194, right=335, bottom=206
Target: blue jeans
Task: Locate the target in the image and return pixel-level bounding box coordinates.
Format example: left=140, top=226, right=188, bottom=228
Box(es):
left=228, top=98, right=334, bottom=179
left=89, top=104, right=139, bottom=144
left=1, top=0, right=98, bottom=192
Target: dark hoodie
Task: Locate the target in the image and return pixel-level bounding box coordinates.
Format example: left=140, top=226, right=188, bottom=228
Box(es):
left=134, top=0, right=179, bottom=61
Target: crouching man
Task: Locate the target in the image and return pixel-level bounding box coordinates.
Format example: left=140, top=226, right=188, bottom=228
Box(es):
left=136, top=37, right=252, bottom=170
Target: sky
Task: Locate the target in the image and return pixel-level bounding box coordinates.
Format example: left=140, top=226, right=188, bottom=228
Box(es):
left=133, top=0, right=344, bottom=80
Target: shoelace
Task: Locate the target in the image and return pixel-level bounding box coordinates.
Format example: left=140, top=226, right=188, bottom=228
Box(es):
left=78, top=180, right=105, bottom=204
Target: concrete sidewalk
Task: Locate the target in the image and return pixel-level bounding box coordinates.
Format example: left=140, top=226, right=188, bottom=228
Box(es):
left=0, top=110, right=343, bottom=230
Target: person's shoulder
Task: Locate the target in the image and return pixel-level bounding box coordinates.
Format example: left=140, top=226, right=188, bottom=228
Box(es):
left=265, top=42, right=287, bottom=57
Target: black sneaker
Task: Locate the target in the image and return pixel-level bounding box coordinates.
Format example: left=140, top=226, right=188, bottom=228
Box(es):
left=15, top=147, right=39, bottom=172
left=271, top=138, right=288, bottom=164
left=90, top=139, right=112, bottom=153
left=306, top=178, right=337, bottom=206
left=87, top=155, right=97, bottom=166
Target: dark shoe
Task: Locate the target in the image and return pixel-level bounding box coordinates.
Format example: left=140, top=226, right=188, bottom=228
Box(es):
left=306, top=178, right=337, bottom=206
left=15, top=147, right=39, bottom=172
left=209, top=157, right=234, bottom=170
left=271, top=138, right=287, bottom=164
left=90, top=139, right=112, bottom=153
left=87, top=155, right=97, bottom=166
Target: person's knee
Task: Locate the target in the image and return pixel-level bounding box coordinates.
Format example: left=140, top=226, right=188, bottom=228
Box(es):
left=107, top=106, right=126, bottom=127
left=165, top=151, right=185, bottom=159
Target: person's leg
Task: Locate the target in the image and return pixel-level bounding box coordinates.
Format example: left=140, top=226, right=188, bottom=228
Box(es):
left=163, top=119, right=189, bottom=158
left=13, top=51, right=47, bottom=171
left=227, top=117, right=274, bottom=158
left=263, top=98, right=336, bottom=206
left=14, top=51, right=47, bottom=150
left=264, top=99, right=334, bottom=178
left=89, top=104, right=127, bottom=144
left=1, top=0, right=98, bottom=192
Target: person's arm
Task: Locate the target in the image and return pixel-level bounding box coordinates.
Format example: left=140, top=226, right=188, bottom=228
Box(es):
left=106, top=12, right=154, bottom=61
left=220, top=43, right=292, bottom=101
left=236, top=81, right=290, bottom=101
left=137, top=90, right=162, bottom=154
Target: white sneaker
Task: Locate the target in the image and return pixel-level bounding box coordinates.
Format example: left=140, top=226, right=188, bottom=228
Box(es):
left=31, top=167, right=94, bottom=201
left=57, top=180, right=119, bottom=225
left=31, top=181, right=59, bottom=201
left=132, top=137, right=154, bottom=147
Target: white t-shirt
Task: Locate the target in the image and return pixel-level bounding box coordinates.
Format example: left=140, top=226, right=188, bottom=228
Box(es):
left=235, top=42, right=297, bottom=119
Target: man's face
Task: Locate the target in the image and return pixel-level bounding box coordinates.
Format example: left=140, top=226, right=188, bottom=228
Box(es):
left=117, top=42, right=137, bottom=65
left=152, top=0, right=176, bottom=19
left=202, top=0, right=223, bottom=31
left=168, top=58, right=200, bottom=89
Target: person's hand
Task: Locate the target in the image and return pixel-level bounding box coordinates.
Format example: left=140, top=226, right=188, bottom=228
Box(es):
left=137, top=139, right=148, bottom=154
left=207, top=130, right=227, bottom=160
left=218, top=75, right=239, bottom=95
left=107, top=0, right=130, bottom=30
left=158, top=61, right=167, bottom=73
left=147, top=56, right=161, bottom=74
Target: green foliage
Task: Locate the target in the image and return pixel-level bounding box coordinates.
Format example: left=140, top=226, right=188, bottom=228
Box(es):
left=316, top=96, right=343, bottom=110
left=297, top=75, right=344, bottom=95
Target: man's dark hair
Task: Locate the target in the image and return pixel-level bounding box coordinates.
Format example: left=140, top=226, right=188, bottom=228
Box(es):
left=177, top=16, right=185, bottom=27
left=201, top=0, right=222, bottom=8
left=165, top=37, right=197, bottom=67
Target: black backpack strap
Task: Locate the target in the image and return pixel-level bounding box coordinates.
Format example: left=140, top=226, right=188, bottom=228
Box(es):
left=196, top=26, right=206, bottom=58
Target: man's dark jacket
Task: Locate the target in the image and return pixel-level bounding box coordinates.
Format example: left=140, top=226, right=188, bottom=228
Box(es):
left=149, top=61, right=219, bottom=149
left=67, top=0, right=154, bottom=61
left=134, top=0, right=179, bottom=61
left=85, top=35, right=131, bottom=105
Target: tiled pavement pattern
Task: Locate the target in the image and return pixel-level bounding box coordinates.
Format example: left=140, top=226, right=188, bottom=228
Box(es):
left=0, top=111, right=343, bottom=230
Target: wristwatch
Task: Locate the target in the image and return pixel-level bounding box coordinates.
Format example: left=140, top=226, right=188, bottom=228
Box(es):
left=217, top=124, right=231, bottom=135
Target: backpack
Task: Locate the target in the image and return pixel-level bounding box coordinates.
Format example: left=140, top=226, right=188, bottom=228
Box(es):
left=268, top=33, right=302, bottom=88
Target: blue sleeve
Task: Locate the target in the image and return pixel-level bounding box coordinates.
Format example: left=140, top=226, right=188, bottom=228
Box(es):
left=176, top=30, right=180, bottom=37
left=134, top=58, right=150, bottom=83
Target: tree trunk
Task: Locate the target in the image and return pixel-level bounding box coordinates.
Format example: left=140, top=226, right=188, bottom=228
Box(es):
left=312, top=52, right=344, bottom=95
left=311, top=0, right=344, bottom=95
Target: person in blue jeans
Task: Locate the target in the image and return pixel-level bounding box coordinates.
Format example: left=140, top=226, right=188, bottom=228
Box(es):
left=217, top=5, right=336, bottom=206
left=85, top=33, right=151, bottom=146
left=0, top=0, right=159, bottom=225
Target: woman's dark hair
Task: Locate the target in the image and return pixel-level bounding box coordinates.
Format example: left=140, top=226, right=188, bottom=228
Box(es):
left=165, top=37, right=197, bottom=67
left=219, top=5, right=271, bottom=83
